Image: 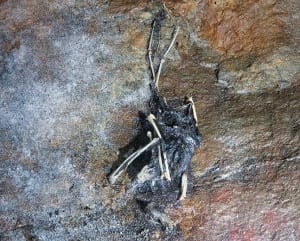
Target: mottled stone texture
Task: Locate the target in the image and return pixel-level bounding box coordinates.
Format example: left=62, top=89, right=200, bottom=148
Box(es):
left=0, top=0, right=299, bottom=240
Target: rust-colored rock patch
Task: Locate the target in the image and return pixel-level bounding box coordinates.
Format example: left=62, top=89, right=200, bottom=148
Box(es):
left=202, top=0, right=285, bottom=58
left=168, top=0, right=286, bottom=61
left=208, top=1, right=282, bottom=53
left=165, top=198, right=207, bottom=240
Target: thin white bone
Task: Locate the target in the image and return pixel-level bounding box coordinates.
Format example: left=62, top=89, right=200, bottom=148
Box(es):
left=109, top=137, right=160, bottom=184
left=155, top=26, right=180, bottom=89
left=163, top=97, right=168, bottom=106
left=179, top=172, right=188, bottom=201
left=148, top=130, right=164, bottom=177
left=147, top=113, right=171, bottom=181
left=155, top=58, right=165, bottom=90
left=164, top=26, right=180, bottom=57
left=148, top=21, right=156, bottom=81
left=161, top=146, right=171, bottom=181
left=158, top=145, right=164, bottom=178
left=186, top=97, right=198, bottom=126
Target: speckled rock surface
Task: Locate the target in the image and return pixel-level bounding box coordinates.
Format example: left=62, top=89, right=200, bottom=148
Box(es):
left=0, top=0, right=299, bottom=240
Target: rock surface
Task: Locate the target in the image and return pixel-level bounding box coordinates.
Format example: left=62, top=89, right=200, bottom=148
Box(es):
left=0, top=0, right=299, bottom=240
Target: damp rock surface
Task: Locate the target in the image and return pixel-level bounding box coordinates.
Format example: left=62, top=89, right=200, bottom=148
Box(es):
left=1, top=1, right=299, bottom=240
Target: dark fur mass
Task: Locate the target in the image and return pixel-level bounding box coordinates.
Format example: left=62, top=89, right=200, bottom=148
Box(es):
left=155, top=97, right=201, bottom=182
left=133, top=89, right=201, bottom=201
left=131, top=13, right=202, bottom=201
left=109, top=12, right=202, bottom=204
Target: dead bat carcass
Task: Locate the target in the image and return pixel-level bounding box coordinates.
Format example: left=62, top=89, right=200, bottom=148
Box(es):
left=109, top=19, right=202, bottom=203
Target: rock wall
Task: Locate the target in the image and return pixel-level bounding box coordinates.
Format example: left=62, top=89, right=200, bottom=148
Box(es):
left=0, top=0, right=299, bottom=240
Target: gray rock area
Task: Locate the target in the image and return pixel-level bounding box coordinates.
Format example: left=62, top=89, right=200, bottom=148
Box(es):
left=0, top=1, right=299, bottom=240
